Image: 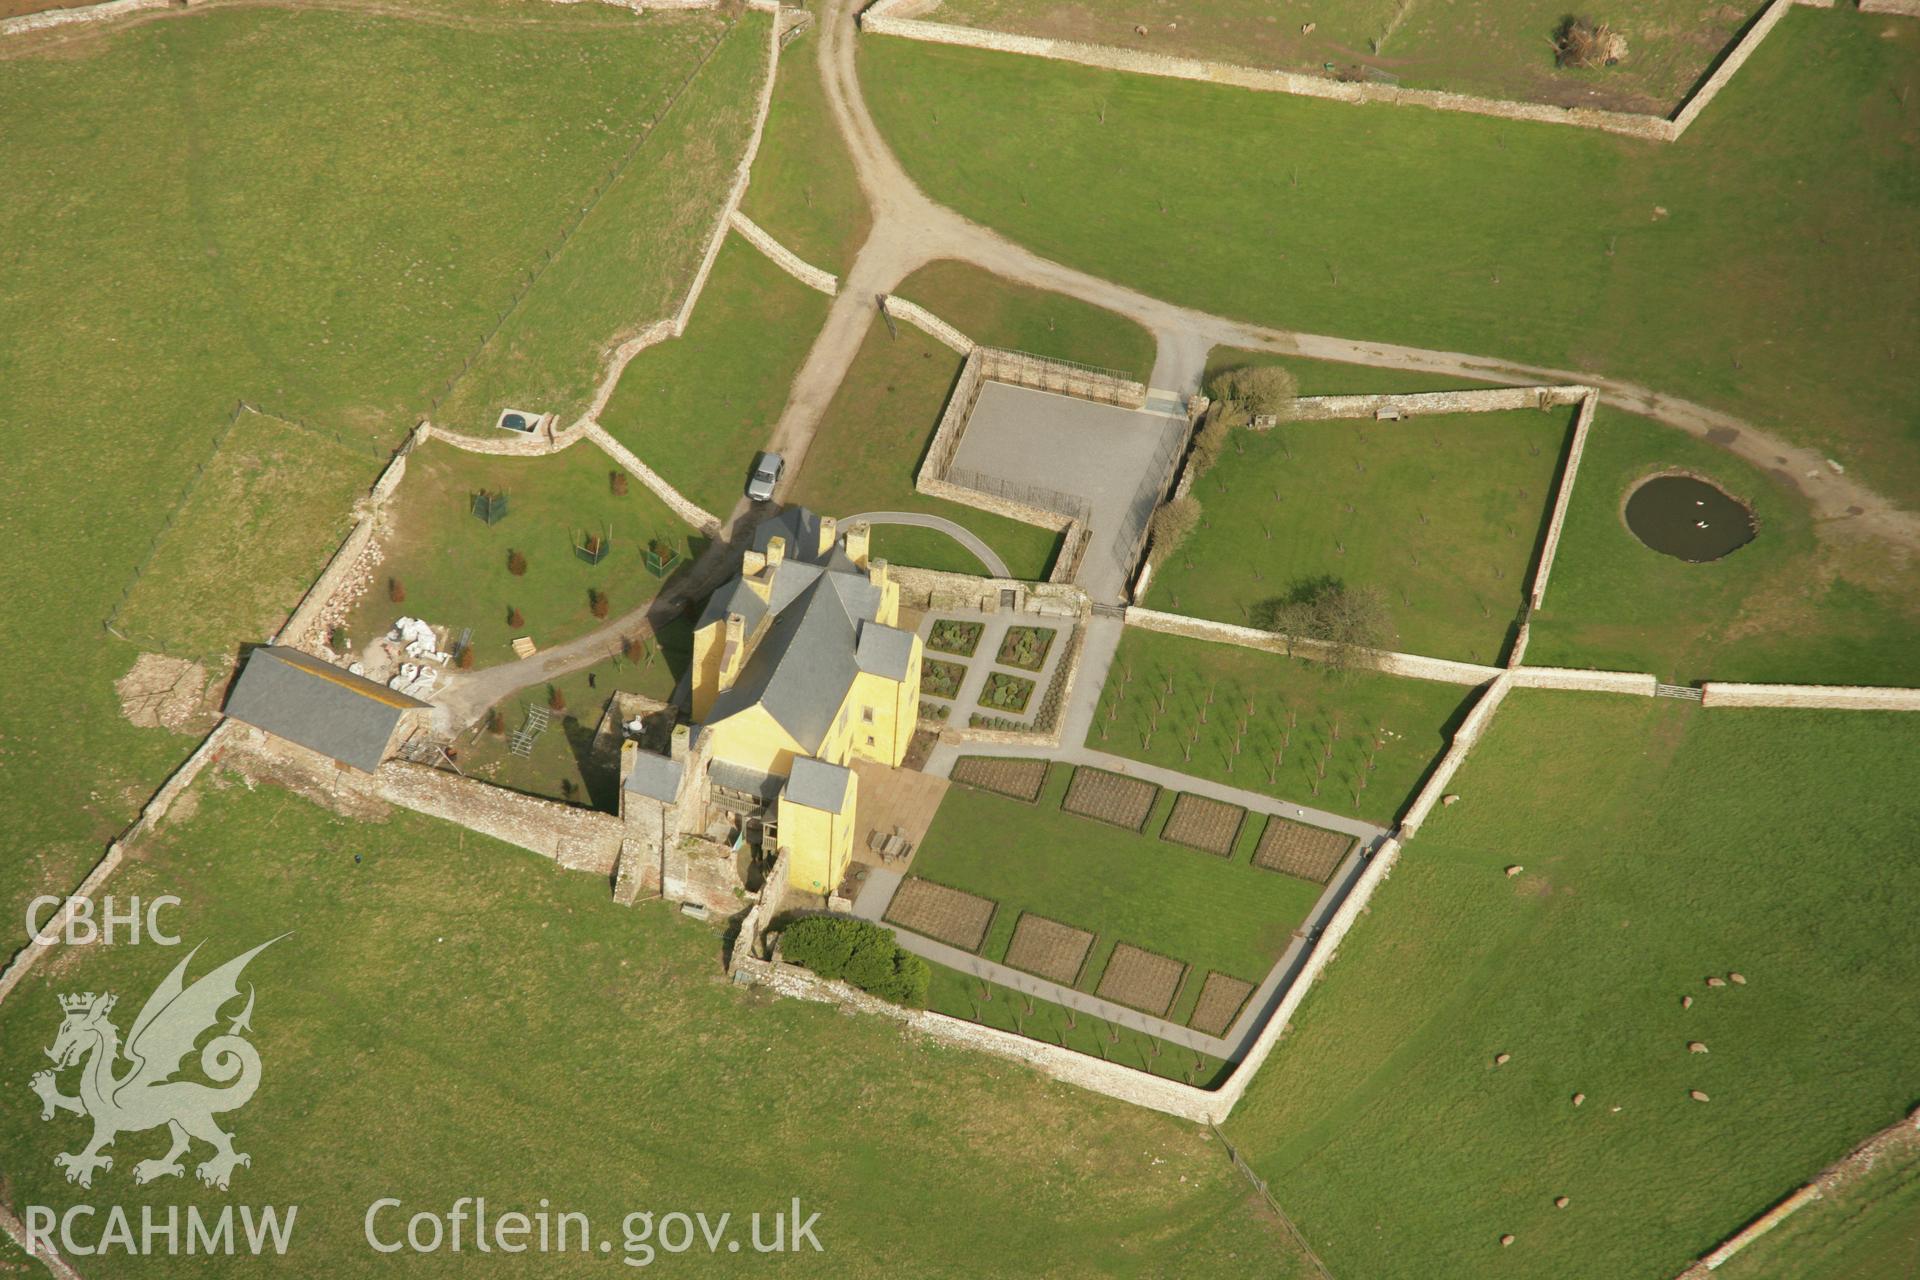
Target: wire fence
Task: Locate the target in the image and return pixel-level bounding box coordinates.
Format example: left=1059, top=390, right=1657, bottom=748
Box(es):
left=1208, top=1122, right=1337, bottom=1280
left=982, top=347, right=1139, bottom=405
left=944, top=465, right=1091, bottom=525
left=1107, top=424, right=1187, bottom=586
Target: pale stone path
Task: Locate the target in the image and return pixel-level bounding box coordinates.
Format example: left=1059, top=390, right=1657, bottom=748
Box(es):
left=843, top=510, right=1010, bottom=577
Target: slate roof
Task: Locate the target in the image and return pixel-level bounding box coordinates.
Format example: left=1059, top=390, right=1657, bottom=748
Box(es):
left=785, top=756, right=852, bottom=816
left=854, top=620, right=915, bottom=682
left=752, top=507, right=858, bottom=571
left=709, top=759, right=784, bottom=803
left=707, top=570, right=884, bottom=753
left=623, top=750, right=684, bottom=804
left=223, top=646, right=425, bottom=772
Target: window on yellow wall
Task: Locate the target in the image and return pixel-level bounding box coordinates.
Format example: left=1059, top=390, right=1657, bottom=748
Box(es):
left=862, top=706, right=874, bottom=723
left=865, top=735, right=875, bottom=747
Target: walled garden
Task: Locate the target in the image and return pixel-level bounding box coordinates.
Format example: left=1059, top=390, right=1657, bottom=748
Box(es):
left=1145, top=405, right=1573, bottom=664
left=1092, top=628, right=1473, bottom=826
left=342, top=441, right=696, bottom=670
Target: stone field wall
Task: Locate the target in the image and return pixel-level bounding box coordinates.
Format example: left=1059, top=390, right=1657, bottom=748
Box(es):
left=882, top=294, right=975, bottom=355
left=1511, top=666, right=1659, bottom=696
left=729, top=209, right=839, bottom=295
left=1700, top=683, right=1920, bottom=711
left=1285, top=385, right=1587, bottom=421
left=1529, top=389, right=1599, bottom=611
left=862, top=0, right=1843, bottom=144
left=1123, top=606, right=1505, bottom=686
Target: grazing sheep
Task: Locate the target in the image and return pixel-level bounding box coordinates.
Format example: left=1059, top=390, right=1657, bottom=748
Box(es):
left=1682, top=995, right=1693, bottom=1009
left=1706, top=976, right=1727, bottom=988
left=1554, top=1197, right=1570, bottom=1209
left=1505, top=864, right=1523, bottom=877
left=1572, top=1092, right=1586, bottom=1106
left=1494, top=1052, right=1511, bottom=1065
left=1730, top=972, right=1747, bottom=985
left=1689, top=1041, right=1709, bottom=1054
left=1690, top=1089, right=1711, bottom=1102
left=1500, top=1234, right=1515, bottom=1247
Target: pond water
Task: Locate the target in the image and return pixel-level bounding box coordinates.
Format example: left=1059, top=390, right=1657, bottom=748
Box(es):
left=1624, top=474, right=1756, bottom=562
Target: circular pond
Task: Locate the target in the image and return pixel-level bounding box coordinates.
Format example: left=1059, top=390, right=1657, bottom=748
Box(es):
left=1624, top=474, right=1756, bottom=562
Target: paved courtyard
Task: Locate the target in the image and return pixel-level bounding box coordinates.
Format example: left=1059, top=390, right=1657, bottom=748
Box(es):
left=951, top=381, right=1187, bottom=603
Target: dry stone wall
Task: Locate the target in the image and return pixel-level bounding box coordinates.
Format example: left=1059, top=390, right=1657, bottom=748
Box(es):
left=1529, top=390, right=1598, bottom=610
left=1511, top=666, right=1658, bottom=696
left=1123, top=606, right=1504, bottom=685
left=882, top=294, right=975, bottom=355
left=863, top=0, right=1837, bottom=143
left=728, top=209, right=839, bottom=294
left=1700, top=683, right=1920, bottom=711
left=734, top=955, right=1224, bottom=1122
left=1399, top=672, right=1513, bottom=834
left=370, top=761, right=624, bottom=875
left=1286, top=385, right=1587, bottom=421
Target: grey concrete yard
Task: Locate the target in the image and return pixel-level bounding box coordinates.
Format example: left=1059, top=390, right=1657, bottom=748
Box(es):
left=951, top=381, right=1187, bottom=603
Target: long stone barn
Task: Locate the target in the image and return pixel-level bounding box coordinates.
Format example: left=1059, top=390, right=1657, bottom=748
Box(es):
left=222, top=645, right=431, bottom=773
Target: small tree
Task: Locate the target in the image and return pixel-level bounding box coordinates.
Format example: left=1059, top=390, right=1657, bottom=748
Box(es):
left=1147, top=495, right=1201, bottom=569
left=1255, top=580, right=1393, bottom=675
left=609, top=470, right=629, bottom=496
left=507, top=605, right=524, bottom=628
left=386, top=577, right=405, bottom=604
left=328, top=626, right=349, bottom=651
left=547, top=684, right=566, bottom=712
left=507, top=549, right=527, bottom=577
left=588, top=588, right=610, bottom=619
left=486, top=708, right=505, bottom=736
left=457, top=646, right=474, bottom=670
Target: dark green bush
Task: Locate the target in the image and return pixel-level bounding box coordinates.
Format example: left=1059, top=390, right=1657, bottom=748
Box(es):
left=781, top=917, right=929, bottom=1008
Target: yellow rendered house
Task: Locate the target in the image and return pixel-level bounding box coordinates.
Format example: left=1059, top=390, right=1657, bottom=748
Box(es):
left=689, top=509, right=921, bottom=894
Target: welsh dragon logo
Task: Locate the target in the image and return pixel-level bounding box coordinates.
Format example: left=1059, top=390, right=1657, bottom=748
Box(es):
left=31, top=937, right=284, bottom=1191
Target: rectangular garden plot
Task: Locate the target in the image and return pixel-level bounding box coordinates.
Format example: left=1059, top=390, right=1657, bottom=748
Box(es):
left=1188, top=972, right=1255, bottom=1038
left=1160, top=793, right=1246, bottom=858
left=1253, top=817, right=1357, bottom=884
left=921, top=658, right=965, bottom=701
left=927, top=619, right=983, bottom=657
left=883, top=877, right=997, bottom=953
left=1003, top=913, right=1096, bottom=986
left=1062, top=767, right=1159, bottom=832
left=1095, top=943, right=1188, bottom=1018
left=950, top=756, right=1049, bottom=803
left=995, top=625, right=1055, bottom=671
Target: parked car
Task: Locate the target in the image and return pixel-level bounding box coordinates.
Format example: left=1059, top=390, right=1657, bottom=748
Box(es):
left=745, top=451, right=783, bottom=502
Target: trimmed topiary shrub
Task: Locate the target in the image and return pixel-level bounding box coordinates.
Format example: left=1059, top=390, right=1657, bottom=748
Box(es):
left=780, top=917, right=929, bottom=1008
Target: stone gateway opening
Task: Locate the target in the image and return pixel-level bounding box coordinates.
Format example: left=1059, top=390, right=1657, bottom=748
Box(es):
left=1624, top=473, right=1756, bottom=562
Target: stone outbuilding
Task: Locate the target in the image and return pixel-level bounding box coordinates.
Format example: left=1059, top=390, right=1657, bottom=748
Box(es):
left=223, top=644, right=429, bottom=772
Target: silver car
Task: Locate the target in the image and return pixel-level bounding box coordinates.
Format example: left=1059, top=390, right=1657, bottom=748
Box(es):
left=745, top=451, right=783, bottom=502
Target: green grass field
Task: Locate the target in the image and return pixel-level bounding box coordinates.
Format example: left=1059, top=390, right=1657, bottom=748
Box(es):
left=1206, top=346, right=1498, bottom=396
left=0, top=780, right=1300, bottom=1277
left=896, top=259, right=1159, bottom=381
left=930, top=0, right=1755, bottom=113
left=913, top=764, right=1323, bottom=1027
left=1227, top=691, right=1920, bottom=1279
left=431, top=11, right=772, bottom=433
left=110, top=409, right=371, bottom=661
left=786, top=318, right=1063, bottom=577
left=1147, top=406, right=1573, bottom=663
left=739, top=4, right=872, bottom=275
left=1527, top=407, right=1920, bottom=685
left=341, top=440, right=694, bottom=669
left=1716, top=1135, right=1920, bottom=1279
left=862, top=10, right=1920, bottom=508
left=0, top=0, right=759, bottom=956
left=924, top=961, right=1232, bottom=1087
left=599, top=232, right=833, bottom=518
left=1093, top=628, right=1474, bottom=825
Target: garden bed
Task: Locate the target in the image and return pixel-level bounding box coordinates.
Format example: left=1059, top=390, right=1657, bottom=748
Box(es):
left=1252, top=818, right=1356, bottom=885
left=1003, top=913, right=1096, bottom=986
left=1159, top=793, right=1247, bottom=858
left=1062, top=767, right=1159, bottom=832
left=977, top=671, right=1036, bottom=715
left=921, top=658, right=966, bottom=701
left=928, top=619, right=985, bottom=657
left=950, top=756, right=1049, bottom=802
left=1095, top=943, right=1189, bottom=1018
left=995, top=625, right=1056, bottom=672
left=883, top=877, right=998, bottom=953
left=1188, top=971, right=1256, bottom=1038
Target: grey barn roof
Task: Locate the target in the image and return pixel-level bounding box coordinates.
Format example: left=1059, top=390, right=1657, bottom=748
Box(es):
left=709, top=759, right=784, bottom=803
left=785, top=757, right=852, bottom=815
left=623, top=750, right=684, bottom=804
left=223, top=646, right=425, bottom=772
